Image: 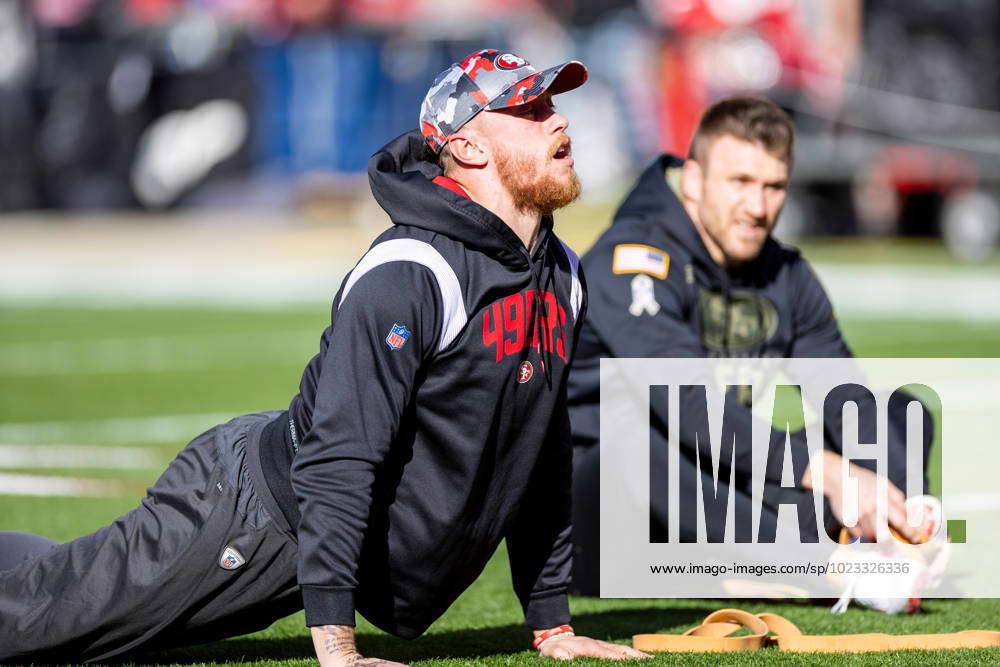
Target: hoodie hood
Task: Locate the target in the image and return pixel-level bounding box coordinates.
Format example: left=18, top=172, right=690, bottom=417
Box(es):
left=368, top=130, right=548, bottom=269
left=614, top=154, right=724, bottom=282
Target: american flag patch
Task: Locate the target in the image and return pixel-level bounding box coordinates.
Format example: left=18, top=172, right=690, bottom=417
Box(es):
left=385, top=323, right=411, bottom=350
left=612, top=244, right=669, bottom=279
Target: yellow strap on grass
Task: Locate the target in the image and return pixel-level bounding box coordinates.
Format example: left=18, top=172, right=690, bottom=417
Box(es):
left=632, top=608, right=769, bottom=652
left=757, top=611, right=1000, bottom=652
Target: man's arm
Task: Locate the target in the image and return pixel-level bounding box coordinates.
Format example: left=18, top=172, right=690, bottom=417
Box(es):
left=786, top=256, right=852, bottom=359
left=505, top=405, right=650, bottom=661
left=505, top=249, right=577, bottom=634
left=291, top=257, right=444, bottom=660
left=506, top=387, right=573, bottom=631
left=508, top=255, right=649, bottom=661
left=504, top=404, right=648, bottom=660
left=787, top=258, right=921, bottom=541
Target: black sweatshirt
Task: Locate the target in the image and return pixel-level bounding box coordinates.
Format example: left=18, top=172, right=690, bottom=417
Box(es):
left=265, top=130, right=586, bottom=639
left=567, top=154, right=851, bottom=485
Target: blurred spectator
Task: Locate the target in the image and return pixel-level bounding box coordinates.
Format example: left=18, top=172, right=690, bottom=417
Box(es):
left=0, top=0, right=37, bottom=209
left=1, top=0, right=998, bottom=258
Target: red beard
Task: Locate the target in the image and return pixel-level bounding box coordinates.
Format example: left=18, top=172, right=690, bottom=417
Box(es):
left=494, top=140, right=581, bottom=215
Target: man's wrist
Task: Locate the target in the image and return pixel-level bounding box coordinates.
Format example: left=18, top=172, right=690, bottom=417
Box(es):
left=310, top=624, right=358, bottom=667
left=532, top=624, right=575, bottom=650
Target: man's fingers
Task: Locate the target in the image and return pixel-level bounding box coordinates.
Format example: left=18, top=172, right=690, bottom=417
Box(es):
left=888, top=484, right=905, bottom=505
left=549, top=643, right=574, bottom=660
left=587, top=639, right=648, bottom=660
left=541, top=636, right=654, bottom=661
left=846, top=522, right=863, bottom=540
left=857, top=512, right=878, bottom=541
left=850, top=493, right=919, bottom=543
left=594, top=639, right=632, bottom=656
left=617, top=643, right=653, bottom=658
left=888, top=502, right=920, bottom=543
left=594, top=639, right=652, bottom=658
left=544, top=638, right=641, bottom=661
left=583, top=644, right=627, bottom=660
left=887, top=491, right=918, bottom=539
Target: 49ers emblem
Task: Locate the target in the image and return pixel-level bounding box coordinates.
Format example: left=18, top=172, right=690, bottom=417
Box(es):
left=497, top=53, right=527, bottom=70
left=517, top=361, right=533, bottom=383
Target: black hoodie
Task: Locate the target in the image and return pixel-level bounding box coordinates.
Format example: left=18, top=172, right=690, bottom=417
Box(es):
left=264, top=130, right=585, bottom=639
left=567, top=154, right=850, bottom=483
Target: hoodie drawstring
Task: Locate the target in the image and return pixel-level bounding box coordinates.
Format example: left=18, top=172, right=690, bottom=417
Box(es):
left=541, top=251, right=559, bottom=390
left=720, top=275, right=733, bottom=355
left=528, top=243, right=557, bottom=390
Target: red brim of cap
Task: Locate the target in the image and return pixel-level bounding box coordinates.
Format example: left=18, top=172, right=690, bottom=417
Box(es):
left=485, top=60, right=589, bottom=111
left=544, top=61, right=588, bottom=96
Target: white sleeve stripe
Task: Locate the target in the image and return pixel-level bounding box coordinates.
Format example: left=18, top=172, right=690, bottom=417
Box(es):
left=559, top=239, right=583, bottom=320
left=339, top=238, right=467, bottom=352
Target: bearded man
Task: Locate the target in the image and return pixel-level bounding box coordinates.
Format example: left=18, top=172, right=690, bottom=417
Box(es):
left=0, top=49, right=648, bottom=665
left=567, top=97, right=932, bottom=599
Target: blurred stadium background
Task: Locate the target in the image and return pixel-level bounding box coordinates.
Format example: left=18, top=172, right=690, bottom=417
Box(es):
left=2, top=0, right=1000, bottom=664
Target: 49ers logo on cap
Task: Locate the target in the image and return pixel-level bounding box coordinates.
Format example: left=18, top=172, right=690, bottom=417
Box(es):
left=496, top=53, right=527, bottom=70
left=517, top=361, right=533, bottom=383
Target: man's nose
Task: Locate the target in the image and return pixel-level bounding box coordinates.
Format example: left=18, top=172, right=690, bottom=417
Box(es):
left=548, top=110, right=569, bottom=134
left=745, top=187, right=767, bottom=219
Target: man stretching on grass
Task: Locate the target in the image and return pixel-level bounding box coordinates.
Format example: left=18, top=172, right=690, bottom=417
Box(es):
left=567, top=97, right=933, bottom=608
left=0, top=49, right=649, bottom=665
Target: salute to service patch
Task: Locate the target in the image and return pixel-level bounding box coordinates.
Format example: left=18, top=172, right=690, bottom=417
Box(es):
left=612, top=244, right=669, bottom=279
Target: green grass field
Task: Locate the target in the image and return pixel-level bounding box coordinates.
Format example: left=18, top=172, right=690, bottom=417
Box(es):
left=2, top=300, right=1000, bottom=666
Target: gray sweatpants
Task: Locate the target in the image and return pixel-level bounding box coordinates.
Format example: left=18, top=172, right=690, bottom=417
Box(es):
left=0, top=411, right=301, bottom=664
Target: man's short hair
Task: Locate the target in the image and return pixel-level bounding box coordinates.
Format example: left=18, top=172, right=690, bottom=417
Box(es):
left=438, top=144, right=455, bottom=175
left=688, top=97, right=794, bottom=167
left=423, top=142, right=455, bottom=175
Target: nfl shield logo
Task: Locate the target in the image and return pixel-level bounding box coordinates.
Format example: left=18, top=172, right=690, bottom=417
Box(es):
left=219, top=545, right=246, bottom=570
left=385, top=323, right=411, bottom=350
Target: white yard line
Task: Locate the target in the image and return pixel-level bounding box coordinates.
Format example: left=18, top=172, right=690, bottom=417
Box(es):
left=0, top=413, right=233, bottom=445
left=2, top=248, right=1000, bottom=320
left=0, top=329, right=314, bottom=356
left=838, top=320, right=1000, bottom=342
left=814, top=265, right=1000, bottom=321
left=945, top=492, right=1000, bottom=514
left=0, top=329, right=316, bottom=377
left=0, top=444, right=163, bottom=469
left=0, top=473, right=136, bottom=497
left=0, top=259, right=351, bottom=306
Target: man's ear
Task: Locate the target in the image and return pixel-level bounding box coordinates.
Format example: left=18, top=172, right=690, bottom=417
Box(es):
left=681, top=159, right=703, bottom=204
left=446, top=135, right=488, bottom=168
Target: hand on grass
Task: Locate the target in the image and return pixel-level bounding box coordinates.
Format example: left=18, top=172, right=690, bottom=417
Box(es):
left=537, top=635, right=652, bottom=661
left=310, top=625, right=409, bottom=667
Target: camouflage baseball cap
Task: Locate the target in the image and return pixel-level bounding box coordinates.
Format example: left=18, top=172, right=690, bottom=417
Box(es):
left=419, top=49, right=588, bottom=153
